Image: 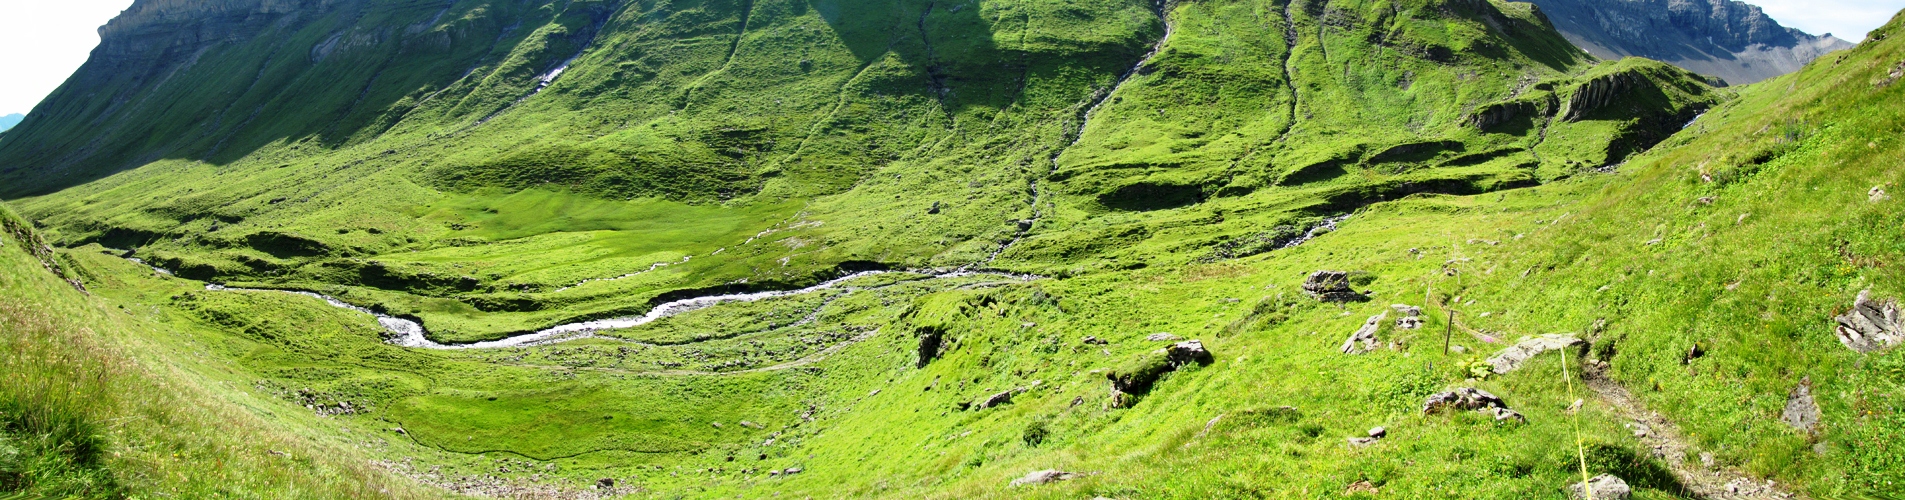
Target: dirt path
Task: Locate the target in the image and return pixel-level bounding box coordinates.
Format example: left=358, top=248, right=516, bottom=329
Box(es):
left=1581, top=363, right=1801, bottom=500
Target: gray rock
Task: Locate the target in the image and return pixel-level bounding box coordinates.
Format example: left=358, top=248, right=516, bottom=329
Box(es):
left=1835, top=290, right=1904, bottom=353
left=1302, top=271, right=1368, bottom=302
left=1486, top=334, right=1586, bottom=374
left=1484, top=407, right=1527, bottom=424
left=782, top=467, right=803, bottom=475
left=1346, top=437, right=1379, bottom=448
left=1166, top=340, right=1214, bottom=366
left=1568, top=474, right=1632, bottom=500
left=1393, top=305, right=1425, bottom=329
left=1782, top=377, right=1821, bottom=433
left=1147, top=332, right=1183, bottom=342
left=1368, top=427, right=1387, bottom=439
left=1340, top=313, right=1389, bottom=354
left=1423, top=387, right=1509, bottom=415
left=1082, top=336, right=1108, bottom=345
left=977, top=388, right=1025, bottom=409
left=1008, top=469, right=1076, bottom=487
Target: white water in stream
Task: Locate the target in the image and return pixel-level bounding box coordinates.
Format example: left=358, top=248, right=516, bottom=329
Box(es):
left=1280, top=213, right=1352, bottom=250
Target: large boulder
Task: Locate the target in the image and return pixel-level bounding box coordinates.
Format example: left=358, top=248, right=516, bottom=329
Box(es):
left=1485, top=334, right=1586, bottom=374
left=1568, top=474, right=1632, bottom=500
left=1302, top=271, right=1368, bottom=302
left=1107, top=340, right=1215, bottom=404
left=1835, top=290, right=1903, bottom=353
left=1340, top=313, right=1388, bottom=354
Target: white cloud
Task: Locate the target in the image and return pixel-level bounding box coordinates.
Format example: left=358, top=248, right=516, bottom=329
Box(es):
left=0, top=1, right=135, bottom=115
left=1751, top=0, right=1905, bottom=42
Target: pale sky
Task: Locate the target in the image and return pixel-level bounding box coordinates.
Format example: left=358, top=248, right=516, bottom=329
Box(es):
left=0, top=0, right=1901, bottom=116
left=0, top=0, right=134, bottom=116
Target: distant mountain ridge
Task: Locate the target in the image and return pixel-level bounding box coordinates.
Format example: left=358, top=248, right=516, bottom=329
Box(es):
left=1529, top=0, right=1854, bottom=84
left=0, top=114, right=21, bottom=133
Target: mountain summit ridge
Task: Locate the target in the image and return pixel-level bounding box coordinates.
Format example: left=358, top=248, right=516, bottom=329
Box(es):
left=1529, top=0, right=1853, bottom=83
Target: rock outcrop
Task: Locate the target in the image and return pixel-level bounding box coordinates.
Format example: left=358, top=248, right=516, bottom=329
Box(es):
left=1528, top=0, right=1853, bottom=84
left=1485, top=334, right=1585, bottom=374
left=1340, top=313, right=1388, bottom=354
left=1781, top=378, right=1821, bottom=433
left=1835, top=290, right=1904, bottom=353
left=1424, top=387, right=1526, bottom=423
left=1107, top=340, right=1214, bottom=406
left=1302, top=271, right=1367, bottom=302
left=1568, top=474, right=1633, bottom=500
left=1009, top=470, right=1078, bottom=487
left=1393, top=304, right=1425, bottom=330
left=916, top=328, right=946, bottom=368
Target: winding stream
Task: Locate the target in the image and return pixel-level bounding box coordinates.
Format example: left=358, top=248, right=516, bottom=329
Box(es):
left=193, top=269, right=1038, bottom=350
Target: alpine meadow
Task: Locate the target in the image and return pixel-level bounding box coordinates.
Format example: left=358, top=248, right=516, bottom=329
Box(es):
left=0, top=0, right=1901, bottom=498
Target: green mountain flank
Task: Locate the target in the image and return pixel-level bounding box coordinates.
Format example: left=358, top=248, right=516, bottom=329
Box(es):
left=0, top=0, right=1901, bottom=497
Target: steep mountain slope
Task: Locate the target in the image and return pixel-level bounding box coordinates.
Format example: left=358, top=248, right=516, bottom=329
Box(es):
left=3, top=0, right=1902, bottom=498
left=1528, top=0, right=1854, bottom=84
left=0, top=113, right=21, bottom=133
left=0, top=0, right=1715, bottom=344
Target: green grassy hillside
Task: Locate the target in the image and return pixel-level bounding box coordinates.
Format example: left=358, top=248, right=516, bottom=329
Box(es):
left=4, top=0, right=1715, bottom=346
left=0, top=205, right=439, bottom=498
left=0, top=0, right=1899, bottom=498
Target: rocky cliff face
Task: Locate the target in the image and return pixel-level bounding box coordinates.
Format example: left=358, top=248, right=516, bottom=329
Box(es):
left=1528, top=0, right=1853, bottom=84
left=88, top=0, right=355, bottom=72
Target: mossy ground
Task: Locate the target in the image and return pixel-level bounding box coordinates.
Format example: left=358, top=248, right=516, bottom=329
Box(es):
left=0, top=0, right=1900, bottom=498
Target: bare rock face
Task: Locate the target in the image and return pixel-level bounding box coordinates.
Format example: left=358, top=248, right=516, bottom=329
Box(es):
left=1835, top=290, right=1904, bottom=353
left=1781, top=378, right=1822, bottom=433
left=1569, top=474, right=1633, bottom=500
left=1486, top=334, right=1586, bottom=374
left=1303, top=271, right=1367, bottom=302
left=1340, top=313, right=1389, bottom=354
left=1528, top=0, right=1853, bottom=84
